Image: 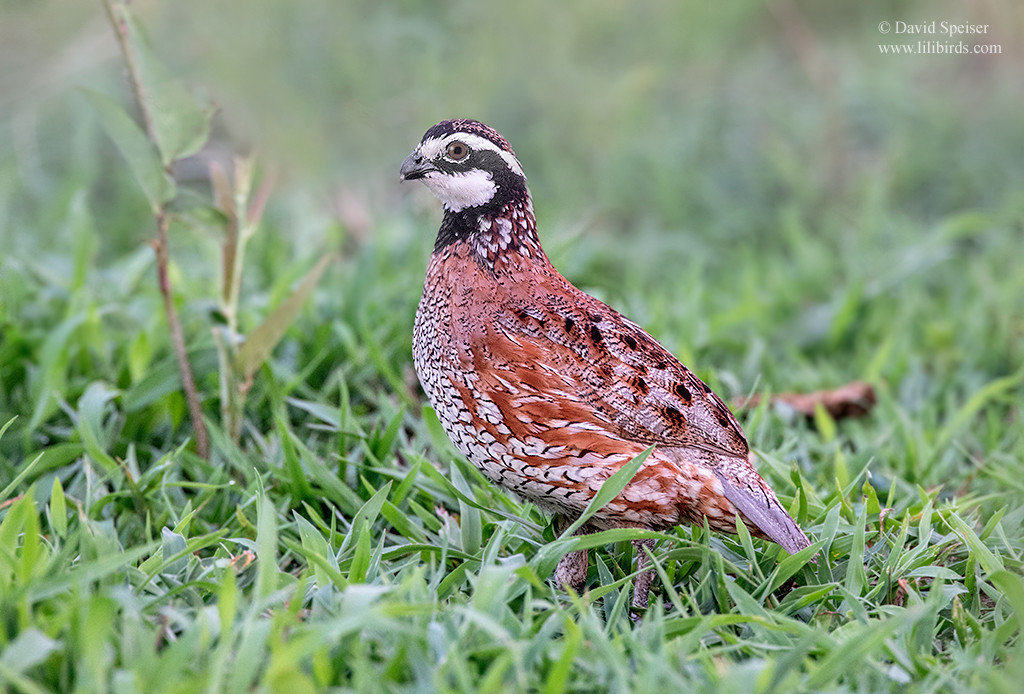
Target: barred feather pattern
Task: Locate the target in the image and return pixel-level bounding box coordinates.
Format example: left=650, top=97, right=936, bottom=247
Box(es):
left=405, top=119, right=811, bottom=606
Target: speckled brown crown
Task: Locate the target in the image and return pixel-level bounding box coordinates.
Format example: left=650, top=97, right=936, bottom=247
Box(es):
left=421, top=119, right=515, bottom=154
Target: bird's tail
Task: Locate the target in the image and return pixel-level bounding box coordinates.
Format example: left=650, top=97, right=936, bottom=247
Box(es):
left=712, top=467, right=811, bottom=554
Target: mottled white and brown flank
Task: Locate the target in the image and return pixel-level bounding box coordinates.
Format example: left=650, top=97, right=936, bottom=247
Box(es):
left=400, top=119, right=811, bottom=610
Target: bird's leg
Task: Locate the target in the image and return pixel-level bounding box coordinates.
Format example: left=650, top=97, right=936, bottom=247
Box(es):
left=555, top=547, right=589, bottom=594
left=631, top=538, right=657, bottom=613
left=554, top=516, right=593, bottom=594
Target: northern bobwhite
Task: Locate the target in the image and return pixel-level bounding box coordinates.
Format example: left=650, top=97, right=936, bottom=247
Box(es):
left=401, top=119, right=811, bottom=610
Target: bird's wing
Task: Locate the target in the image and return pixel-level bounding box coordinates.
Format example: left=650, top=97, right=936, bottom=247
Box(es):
left=478, top=287, right=750, bottom=461
left=467, top=285, right=811, bottom=553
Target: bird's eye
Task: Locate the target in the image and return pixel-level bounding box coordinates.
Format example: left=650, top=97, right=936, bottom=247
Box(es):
left=446, top=141, right=469, bottom=160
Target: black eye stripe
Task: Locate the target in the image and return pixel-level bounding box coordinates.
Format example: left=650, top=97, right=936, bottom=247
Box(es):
left=431, top=150, right=522, bottom=180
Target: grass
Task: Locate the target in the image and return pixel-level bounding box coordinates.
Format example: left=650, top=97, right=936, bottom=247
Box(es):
left=1, top=1, right=1024, bottom=692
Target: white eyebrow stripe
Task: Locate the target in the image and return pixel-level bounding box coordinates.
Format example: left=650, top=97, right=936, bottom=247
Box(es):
left=418, top=133, right=525, bottom=179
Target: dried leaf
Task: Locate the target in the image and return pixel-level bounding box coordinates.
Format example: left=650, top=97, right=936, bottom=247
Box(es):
left=735, top=381, right=876, bottom=420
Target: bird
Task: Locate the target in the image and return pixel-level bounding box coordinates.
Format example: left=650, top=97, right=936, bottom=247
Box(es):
left=400, top=119, right=811, bottom=611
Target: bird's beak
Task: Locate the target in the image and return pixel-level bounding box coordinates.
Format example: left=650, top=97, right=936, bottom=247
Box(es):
left=399, top=151, right=433, bottom=181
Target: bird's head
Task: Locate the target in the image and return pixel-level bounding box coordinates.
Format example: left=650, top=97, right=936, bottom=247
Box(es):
left=400, top=119, right=528, bottom=213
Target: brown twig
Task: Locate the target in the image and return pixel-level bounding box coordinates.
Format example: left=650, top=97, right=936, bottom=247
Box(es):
left=104, top=0, right=210, bottom=458
left=151, top=214, right=210, bottom=458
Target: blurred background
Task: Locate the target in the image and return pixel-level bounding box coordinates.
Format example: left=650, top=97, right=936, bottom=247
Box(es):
left=4, top=0, right=1022, bottom=245
left=4, top=0, right=1019, bottom=232
left=1, top=0, right=1022, bottom=474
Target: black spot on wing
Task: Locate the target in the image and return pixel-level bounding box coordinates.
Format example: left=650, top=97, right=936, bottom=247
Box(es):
left=662, top=406, right=688, bottom=429
left=673, top=382, right=692, bottom=404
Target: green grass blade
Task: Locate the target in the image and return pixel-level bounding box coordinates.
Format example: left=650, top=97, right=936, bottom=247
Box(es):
left=559, top=446, right=653, bottom=539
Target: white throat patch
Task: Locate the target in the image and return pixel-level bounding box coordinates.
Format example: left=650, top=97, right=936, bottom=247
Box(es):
left=422, top=168, right=497, bottom=212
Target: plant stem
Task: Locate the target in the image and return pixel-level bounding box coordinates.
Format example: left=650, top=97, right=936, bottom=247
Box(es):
left=102, top=0, right=153, bottom=139
left=215, top=159, right=251, bottom=443
left=104, top=0, right=210, bottom=458
left=154, top=213, right=210, bottom=458
left=214, top=161, right=274, bottom=444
